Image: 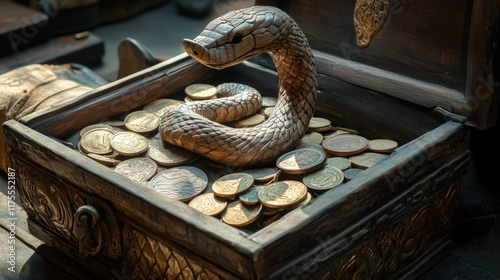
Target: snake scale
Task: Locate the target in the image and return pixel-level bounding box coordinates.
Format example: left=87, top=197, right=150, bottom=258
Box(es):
left=160, top=6, right=318, bottom=167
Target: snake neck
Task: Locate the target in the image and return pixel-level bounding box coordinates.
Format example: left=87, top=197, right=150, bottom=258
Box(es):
left=266, top=29, right=318, bottom=140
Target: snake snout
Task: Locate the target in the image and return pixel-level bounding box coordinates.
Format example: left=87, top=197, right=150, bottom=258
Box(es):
left=183, top=39, right=208, bottom=61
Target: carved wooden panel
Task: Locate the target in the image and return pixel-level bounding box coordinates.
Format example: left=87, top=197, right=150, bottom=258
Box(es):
left=122, top=224, right=220, bottom=280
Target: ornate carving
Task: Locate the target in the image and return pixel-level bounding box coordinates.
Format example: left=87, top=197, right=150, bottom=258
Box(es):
left=354, top=0, right=390, bottom=47
left=332, top=181, right=459, bottom=279
left=12, top=155, right=123, bottom=261
left=122, top=225, right=220, bottom=280
left=14, top=156, right=76, bottom=241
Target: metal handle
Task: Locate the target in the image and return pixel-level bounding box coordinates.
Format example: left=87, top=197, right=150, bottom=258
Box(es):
left=73, top=205, right=104, bottom=257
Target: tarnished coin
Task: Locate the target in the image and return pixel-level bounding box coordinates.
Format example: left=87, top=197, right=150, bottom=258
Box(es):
left=148, top=166, right=208, bottom=202
left=349, top=152, right=388, bottom=169
left=85, top=153, right=120, bottom=167
left=212, top=173, right=254, bottom=198
left=322, top=134, right=369, bottom=157
left=239, top=186, right=263, bottom=205
left=367, top=139, right=398, bottom=153
left=185, top=83, right=217, bottom=100
left=276, top=148, right=326, bottom=175
left=325, top=157, right=352, bottom=170
left=262, top=96, right=278, bottom=107
left=258, top=180, right=308, bottom=209
left=231, top=114, right=265, bottom=128
left=143, top=99, right=184, bottom=118
left=242, top=167, right=279, bottom=183
left=188, top=193, right=227, bottom=216
left=308, top=117, right=332, bottom=132
left=80, top=124, right=113, bottom=137
left=111, top=131, right=150, bottom=156
left=221, top=200, right=262, bottom=227
left=300, top=132, right=324, bottom=145
left=80, top=129, right=115, bottom=155
left=114, top=157, right=157, bottom=182
left=343, top=168, right=364, bottom=181
left=124, top=110, right=161, bottom=134
left=303, top=166, right=344, bottom=191
left=148, top=133, right=197, bottom=166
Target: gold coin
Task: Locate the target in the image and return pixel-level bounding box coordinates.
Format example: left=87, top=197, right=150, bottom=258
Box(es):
left=260, top=107, right=274, bottom=119
left=349, top=152, right=388, bottom=169
left=322, top=134, right=369, bottom=157
left=188, top=193, right=227, bottom=216
left=221, top=200, right=262, bottom=227
left=231, top=114, right=265, bottom=128
left=111, top=132, right=150, bottom=156
left=308, top=117, right=331, bottom=132
left=242, top=167, right=279, bottom=183
left=276, top=148, right=326, bottom=175
left=80, top=124, right=113, bottom=137
left=143, top=99, right=184, bottom=118
left=124, top=110, right=161, bottom=134
left=343, top=168, right=364, bottom=181
left=300, top=132, right=324, bottom=145
left=289, top=192, right=313, bottom=210
left=114, top=157, right=158, bottom=182
left=239, top=186, right=263, bottom=205
left=212, top=173, right=254, bottom=198
left=148, top=133, right=197, bottom=166
left=303, top=166, right=344, bottom=191
left=367, top=139, right=398, bottom=153
left=325, top=157, right=351, bottom=170
left=185, top=84, right=217, bottom=100
left=80, top=129, right=115, bottom=155
left=258, top=180, right=308, bottom=209
left=148, top=166, right=208, bottom=202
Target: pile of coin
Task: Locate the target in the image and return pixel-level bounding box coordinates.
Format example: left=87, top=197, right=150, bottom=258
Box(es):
left=69, top=83, right=399, bottom=231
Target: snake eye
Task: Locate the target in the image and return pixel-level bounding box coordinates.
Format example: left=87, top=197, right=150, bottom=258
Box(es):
left=232, top=34, right=243, bottom=44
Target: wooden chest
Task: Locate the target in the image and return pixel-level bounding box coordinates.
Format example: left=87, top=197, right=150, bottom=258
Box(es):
left=3, top=0, right=499, bottom=279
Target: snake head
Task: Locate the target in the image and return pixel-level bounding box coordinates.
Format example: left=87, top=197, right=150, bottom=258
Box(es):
left=183, top=6, right=288, bottom=69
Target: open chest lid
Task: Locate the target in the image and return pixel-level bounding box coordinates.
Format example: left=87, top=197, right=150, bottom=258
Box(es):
left=255, top=0, right=499, bottom=130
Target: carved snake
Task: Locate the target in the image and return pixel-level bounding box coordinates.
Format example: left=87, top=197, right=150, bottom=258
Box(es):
left=160, top=6, right=318, bottom=167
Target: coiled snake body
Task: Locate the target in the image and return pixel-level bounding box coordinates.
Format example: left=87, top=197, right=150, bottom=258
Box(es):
left=160, top=6, right=318, bottom=167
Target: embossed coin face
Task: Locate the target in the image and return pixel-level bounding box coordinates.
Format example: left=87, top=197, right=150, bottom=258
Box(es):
left=231, top=114, right=265, bottom=128
left=300, top=132, right=324, bottom=145
left=239, top=186, right=263, bottom=205
left=242, top=167, right=279, bottom=183
left=124, top=110, right=161, bottom=134
left=322, top=134, right=369, bottom=157
left=80, top=124, right=113, bottom=137
left=276, top=148, right=326, bottom=174
left=185, top=84, right=217, bottom=100
left=258, top=180, right=308, bottom=209
left=349, top=152, right=388, bottom=169
left=325, top=157, right=352, bottom=171
left=80, top=129, right=115, bottom=155
left=367, top=139, right=398, bottom=153
left=143, top=99, right=184, bottom=118
left=111, top=132, right=150, bottom=156
left=188, top=193, right=227, bottom=216
left=148, top=133, right=197, bottom=166
left=221, top=200, right=262, bottom=227
left=148, top=166, right=208, bottom=202
left=114, top=157, right=158, bottom=182
left=343, top=168, right=364, bottom=181
left=212, top=173, right=254, bottom=198
left=303, top=166, right=344, bottom=191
